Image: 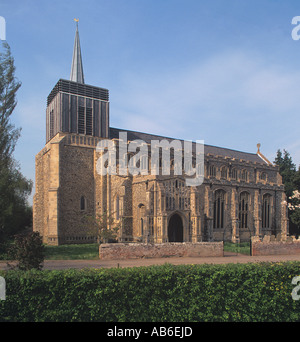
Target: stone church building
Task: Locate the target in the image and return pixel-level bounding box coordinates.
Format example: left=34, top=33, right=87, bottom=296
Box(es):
left=33, top=24, right=288, bottom=246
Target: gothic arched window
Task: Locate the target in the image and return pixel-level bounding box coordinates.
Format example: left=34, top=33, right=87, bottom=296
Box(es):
left=213, top=190, right=226, bottom=228
left=209, top=165, right=216, bottom=177
left=239, top=192, right=249, bottom=228
left=138, top=204, right=146, bottom=237
left=231, top=168, right=237, bottom=180
left=262, top=194, right=271, bottom=229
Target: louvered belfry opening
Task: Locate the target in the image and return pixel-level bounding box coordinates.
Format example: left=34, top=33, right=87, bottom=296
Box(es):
left=46, top=79, right=110, bottom=142
left=78, top=104, right=85, bottom=135
left=47, top=79, right=109, bottom=106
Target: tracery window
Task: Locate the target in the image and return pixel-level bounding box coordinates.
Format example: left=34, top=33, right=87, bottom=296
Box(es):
left=164, top=179, right=190, bottom=211
left=240, top=169, right=248, bottom=182
left=209, top=165, right=216, bottom=177
left=239, top=192, right=249, bottom=228
left=213, top=190, right=226, bottom=228
left=231, top=168, right=237, bottom=180
left=262, top=194, right=271, bottom=229
left=149, top=217, right=154, bottom=236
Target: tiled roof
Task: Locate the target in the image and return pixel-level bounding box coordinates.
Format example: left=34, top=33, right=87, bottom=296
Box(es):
left=109, top=127, right=266, bottom=165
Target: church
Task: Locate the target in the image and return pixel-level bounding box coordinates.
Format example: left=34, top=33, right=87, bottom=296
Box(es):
left=33, top=24, right=288, bottom=246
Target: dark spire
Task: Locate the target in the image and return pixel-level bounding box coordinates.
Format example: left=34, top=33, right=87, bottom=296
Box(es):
left=70, top=19, right=85, bottom=84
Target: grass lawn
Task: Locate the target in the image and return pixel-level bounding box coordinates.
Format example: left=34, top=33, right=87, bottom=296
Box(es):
left=44, top=242, right=251, bottom=260
left=1, top=242, right=251, bottom=261
left=44, top=243, right=99, bottom=260
left=223, top=242, right=251, bottom=255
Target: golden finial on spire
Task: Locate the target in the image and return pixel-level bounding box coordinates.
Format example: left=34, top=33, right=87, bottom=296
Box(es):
left=257, top=143, right=261, bottom=153
left=74, top=18, right=79, bottom=28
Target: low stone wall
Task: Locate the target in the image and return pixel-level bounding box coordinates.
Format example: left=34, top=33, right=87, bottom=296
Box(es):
left=251, top=235, right=300, bottom=256
left=99, top=242, right=224, bottom=260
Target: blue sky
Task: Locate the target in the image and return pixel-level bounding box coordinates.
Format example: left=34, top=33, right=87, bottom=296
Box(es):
left=1, top=0, right=300, bottom=204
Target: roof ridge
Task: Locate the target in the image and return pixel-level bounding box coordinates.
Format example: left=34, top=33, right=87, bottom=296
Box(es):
left=109, top=127, right=258, bottom=157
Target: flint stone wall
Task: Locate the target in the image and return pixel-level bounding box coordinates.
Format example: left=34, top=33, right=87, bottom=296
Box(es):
left=251, top=235, right=300, bottom=256
left=99, top=242, right=224, bottom=260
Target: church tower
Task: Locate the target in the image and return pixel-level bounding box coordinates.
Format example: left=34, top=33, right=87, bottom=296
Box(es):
left=46, top=21, right=110, bottom=142
left=34, top=21, right=113, bottom=245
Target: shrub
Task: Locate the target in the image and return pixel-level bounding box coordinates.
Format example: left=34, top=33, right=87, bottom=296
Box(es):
left=0, top=262, right=300, bottom=322
left=8, top=231, right=45, bottom=270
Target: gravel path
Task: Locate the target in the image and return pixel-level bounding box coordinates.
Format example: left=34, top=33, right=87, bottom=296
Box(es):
left=1, top=252, right=300, bottom=270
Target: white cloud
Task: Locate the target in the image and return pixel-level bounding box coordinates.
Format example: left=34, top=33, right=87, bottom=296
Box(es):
left=111, top=49, right=300, bottom=165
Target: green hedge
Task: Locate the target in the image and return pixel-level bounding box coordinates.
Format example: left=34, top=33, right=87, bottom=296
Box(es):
left=1, top=262, right=300, bottom=322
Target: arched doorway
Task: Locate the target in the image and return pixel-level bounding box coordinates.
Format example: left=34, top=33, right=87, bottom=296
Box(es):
left=168, top=213, right=183, bottom=242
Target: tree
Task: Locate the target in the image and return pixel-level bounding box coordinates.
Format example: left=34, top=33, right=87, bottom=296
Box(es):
left=82, top=211, right=120, bottom=244
left=288, top=167, right=300, bottom=230
left=0, top=41, right=32, bottom=242
left=274, top=149, right=296, bottom=198
left=294, top=166, right=300, bottom=190
left=0, top=159, right=32, bottom=236
left=274, top=150, right=300, bottom=235
left=0, top=42, right=21, bottom=166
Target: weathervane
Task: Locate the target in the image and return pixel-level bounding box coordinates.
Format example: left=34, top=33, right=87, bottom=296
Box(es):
left=74, top=18, right=79, bottom=27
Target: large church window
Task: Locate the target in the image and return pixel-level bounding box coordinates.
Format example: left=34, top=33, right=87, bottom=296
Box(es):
left=239, top=192, right=249, bottom=228
left=149, top=217, right=154, bottom=236
left=262, top=194, right=271, bottom=228
left=213, top=190, right=226, bottom=228
left=231, top=168, right=237, bottom=180
left=164, top=179, right=189, bottom=211
left=138, top=204, right=146, bottom=238
left=209, top=165, right=216, bottom=177
left=240, top=169, right=248, bottom=182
